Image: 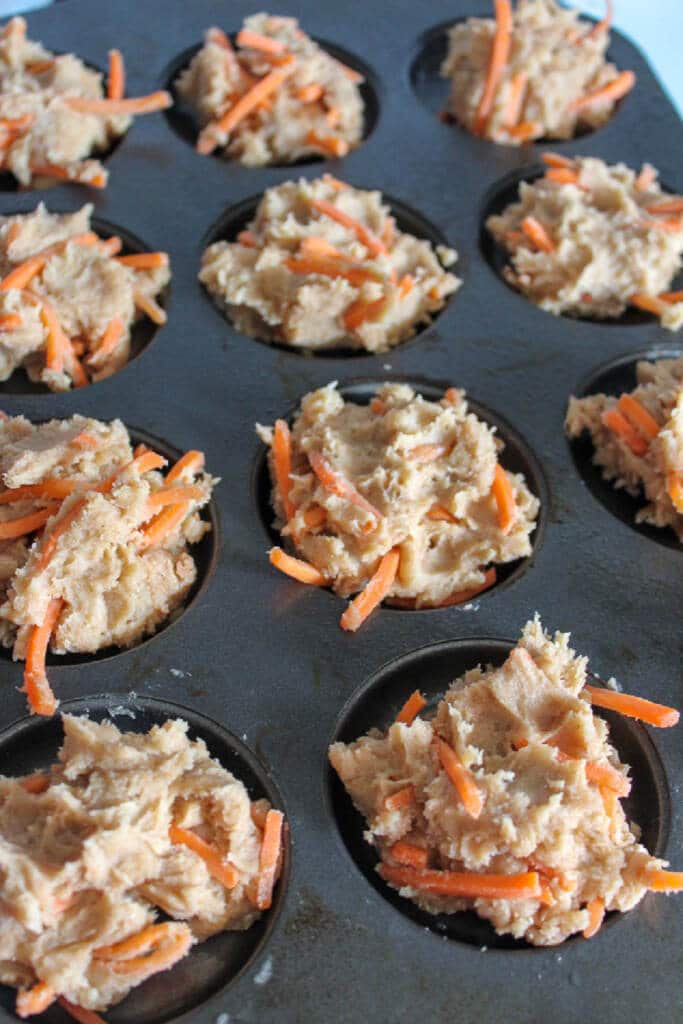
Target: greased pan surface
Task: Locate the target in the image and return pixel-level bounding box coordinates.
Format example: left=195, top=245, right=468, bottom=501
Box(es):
left=0, top=2, right=681, bottom=1023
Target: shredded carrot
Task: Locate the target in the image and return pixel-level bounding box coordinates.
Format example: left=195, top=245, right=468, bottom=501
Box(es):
left=398, top=274, right=414, bottom=298
left=325, top=106, right=341, bottom=128
left=521, top=216, right=555, bottom=253
left=57, top=999, right=107, bottom=1024
left=96, top=236, right=122, bottom=256
left=139, top=502, right=190, bottom=550
left=285, top=255, right=380, bottom=287
left=166, top=450, right=205, bottom=484
left=542, top=152, right=576, bottom=170
left=507, top=120, right=541, bottom=142
left=379, top=863, right=541, bottom=900
left=406, top=443, right=446, bottom=463
left=601, top=408, right=649, bottom=456
left=108, top=48, right=125, bottom=100
left=668, top=472, right=683, bottom=513
left=169, top=822, right=239, bottom=888
left=584, top=760, right=631, bottom=797
left=435, top=736, right=484, bottom=818
left=388, top=842, right=428, bottom=869
left=24, top=597, right=63, bottom=717
left=639, top=218, right=682, bottom=235
left=526, top=855, right=574, bottom=892
left=0, top=479, right=81, bottom=504
left=297, top=82, right=324, bottom=103
left=395, top=689, right=427, bottom=725
left=635, top=164, right=657, bottom=192
left=0, top=232, right=98, bottom=291
left=617, top=394, right=660, bottom=441
left=0, top=313, right=21, bottom=330
left=269, top=546, right=326, bottom=585
left=426, top=504, right=456, bottom=523
left=491, top=463, right=516, bottom=533
left=569, top=70, right=635, bottom=112
left=207, top=27, right=232, bottom=49
left=272, top=419, right=295, bottom=520
left=370, top=397, right=387, bottom=415
left=600, top=784, right=620, bottom=840
left=0, top=114, right=33, bottom=133
left=66, top=91, right=172, bottom=115
left=197, top=58, right=296, bottom=154
left=584, top=0, right=613, bottom=40
left=25, top=60, right=54, bottom=75
left=343, top=295, right=386, bottom=331
left=35, top=499, right=88, bottom=574
left=88, top=316, right=124, bottom=367
left=94, top=922, right=192, bottom=977
left=308, top=449, right=382, bottom=522
left=383, top=785, right=415, bottom=812
left=0, top=505, right=56, bottom=540
left=237, top=230, right=258, bottom=248
left=310, top=198, right=387, bottom=257
left=504, top=71, right=528, bottom=128
left=117, top=251, right=169, bottom=269
left=299, top=236, right=347, bottom=261
left=28, top=164, right=106, bottom=188
left=545, top=167, right=581, bottom=185
left=70, top=431, right=99, bottom=448
left=236, top=29, right=286, bottom=55
left=644, top=868, right=683, bottom=892
left=254, top=808, right=284, bottom=910
left=133, top=288, right=166, bottom=325
left=473, top=0, right=512, bottom=135
left=20, top=772, right=50, bottom=794
left=16, top=981, right=56, bottom=1018
left=146, top=485, right=203, bottom=512
left=583, top=897, right=605, bottom=938
left=659, top=290, right=683, bottom=303
left=584, top=684, right=679, bottom=728
left=301, top=505, right=326, bottom=530
left=340, top=547, right=400, bottom=632
left=306, top=131, right=349, bottom=158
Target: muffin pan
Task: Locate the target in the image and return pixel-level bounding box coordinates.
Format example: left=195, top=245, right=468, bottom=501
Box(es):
left=0, top=2, right=681, bottom=1023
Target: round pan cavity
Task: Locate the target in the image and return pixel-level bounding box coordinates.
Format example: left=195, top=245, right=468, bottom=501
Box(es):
left=410, top=18, right=628, bottom=147
left=201, top=194, right=458, bottom=359
left=567, top=346, right=683, bottom=551
left=0, top=423, right=219, bottom=669
left=479, top=166, right=683, bottom=325
left=0, top=694, right=289, bottom=1024
left=0, top=213, right=170, bottom=395
left=325, top=637, right=671, bottom=951
left=162, top=36, right=379, bottom=166
left=254, top=376, right=547, bottom=611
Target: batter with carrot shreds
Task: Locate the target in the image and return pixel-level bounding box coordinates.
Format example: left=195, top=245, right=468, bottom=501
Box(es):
left=330, top=616, right=682, bottom=945
left=0, top=17, right=170, bottom=189
left=176, top=13, right=364, bottom=165
left=0, top=205, right=169, bottom=390
left=201, top=177, right=460, bottom=353
left=441, top=0, right=634, bottom=145
left=0, top=414, right=215, bottom=716
left=566, top=353, right=683, bottom=538
left=487, top=155, right=683, bottom=328
left=0, top=714, right=285, bottom=1020
left=258, top=383, right=539, bottom=629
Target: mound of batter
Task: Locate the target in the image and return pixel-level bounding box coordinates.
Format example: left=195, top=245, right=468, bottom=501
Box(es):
left=0, top=715, right=285, bottom=1015
left=201, top=177, right=460, bottom=353
left=0, top=16, right=171, bottom=189
left=0, top=205, right=169, bottom=389
left=330, top=617, right=681, bottom=945
left=487, top=155, right=683, bottom=328
left=177, top=13, right=364, bottom=165
left=441, top=0, right=634, bottom=145
left=258, top=383, right=539, bottom=628
left=566, top=353, right=683, bottom=538
left=0, top=414, right=215, bottom=714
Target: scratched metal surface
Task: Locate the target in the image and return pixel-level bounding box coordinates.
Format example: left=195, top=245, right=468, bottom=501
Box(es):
left=0, top=2, right=681, bottom=1023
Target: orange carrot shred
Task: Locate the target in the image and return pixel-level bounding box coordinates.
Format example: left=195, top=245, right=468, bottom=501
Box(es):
left=601, top=408, right=649, bottom=456
left=644, top=869, right=683, bottom=892
left=583, top=897, right=605, bottom=938
left=236, top=29, right=286, bottom=55
left=28, top=164, right=106, bottom=189
left=506, top=120, right=541, bottom=142
left=0, top=232, right=98, bottom=291
left=166, top=450, right=205, bottom=484
left=542, top=152, right=576, bottom=170
left=88, top=316, right=124, bottom=367
left=108, top=48, right=125, bottom=100
left=395, top=689, right=427, bottom=725
left=569, top=70, right=635, bottom=112
left=169, top=822, right=239, bottom=889
left=310, top=198, right=387, bottom=257
left=383, top=785, right=415, bottom=812
left=0, top=505, right=57, bottom=540
left=20, top=772, right=50, bottom=794
left=491, top=463, right=516, bottom=533
left=545, top=167, right=581, bottom=185
left=659, top=290, right=683, bottom=303
left=583, top=0, right=613, bottom=41
left=584, top=684, right=679, bottom=728
left=269, top=546, right=326, bottom=586
left=340, top=547, right=400, bottom=632
left=308, top=449, right=382, bottom=523
left=0, top=313, right=21, bottom=330
left=237, top=230, right=258, bottom=248
left=138, top=502, right=190, bottom=550
left=35, top=499, right=88, bottom=573
left=343, top=295, right=387, bottom=331
left=197, top=59, right=296, bottom=154
left=24, top=597, right=63, bottom=717
left=617, top=394, right=660, bottom=441
left=272, top=419, right=295, bottom=520
left=66, top=92, right=172, bottom=115
left=255, top=809, right=284, bottom=910
left=388, top=841, right=428, bottom=869
left=635, top=164, right=657, bottom=192
left=644, top=197, right=683, bottom=216
left=521, top=216, right=555, bottom=253
left=584, top=760, right=631, bottom=797
left=435, top=736, right=484, bottom=818
left=504, top=71, right=528, bottom=128
left=306, top=131, right=349, bottom=158
left=667, top=472, right=683, bottom=512
left=297, top=82, right=324, bottom=103
left=378, top=863, right=541, bottom=900
left=93, top=922, right=192, bottom=977
left=146, top=485, right=203, bottom=512
left=426, top=504, right=456, bottom=523
left=117, top=251, right=168, bottom=270
left=473, top=0, right=512, bottom=135
left=16, top=981, right=56, bottom=1018
left=133, top=288, right=166, bottom=325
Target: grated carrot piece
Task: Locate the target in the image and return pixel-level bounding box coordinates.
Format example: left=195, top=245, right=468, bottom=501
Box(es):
left=138, top=502, right=190, bottom=550
left=322, top=174, right=350, bottom=191
left=405, top=443, right=447, bottom=463
left=617, top=394, right=660, bottom=441
left=545, top=167, right=580, bottom=185
left=0, top=313, right=22, bottom=330
left=254, top=809, right=284, bottom=910
left=383, top=785, right=415, bottom=812
left=435, top=736, right=484, bottom=818
left=269, top=546, right=327, bottom=585
left=504, top=71, right=528, bottom=128
left=308, top=449, right=382, bottom=522
left=285, top=255, right=381, bottom=287
left=310, top=198, right=386, bottom=257
left=583, top=897, right=605, bottom=938
left=23, top=597, right=63, bottom=716
left=645, top=197, right=683, bottom=216
left=272, top=419, right=295, bottom=520
left=521, top=216, right=555, bottom=252
left=491, top=463, right=516, bottom=533
left=66, top=92, right=172, bottom=115
left=93, top=922, right=192, bottom=977
left=388, top=842, right=428, bottom=869
left=659, top=290, right=683, bottom=303
left=569, top=70, right=635, bottom=112
left=108, top=48, right=125, bottom=100
left=601, top=408, right=649, bottom=456
left=117, top=251, right=169, bottom=270
left=584, top=684, right=679, bottom=728
left=473, top=0, right=512, bottom=135
left=133, top=288, right=166, bottom=325
left=0, top=479, right=81, bottom=504
left=0, top=505, right=56, bottom=539
left=19, top=772, right=50, bottom=794
left=0, top=232, right=98, bottom=291
left=340, top=547, right=400, bottom=632
left=166, top=450, right=205, bottom=484
left=584, top=760, right=631, bottom=797
left=379, top=863, right=541, bottom=900
left=343, top=295, right=386, bottom=331
left=668, top=472, right=683, bottom=513
left=28, top=164, right=106, bottom=188
left=635, top=164, right=657, bottom=192
left=197, top=58, right=296, bottom=154
left=306, top=131, right=349, bottom=158
left=297, top=82, right=324, bottom=103
left=395, top=689, right=427, bottom=725
left=583, top=0, right=613, bottom=41
left=146, top=485, right=203, bottom=512
left=426, top=503, right=457, bottom=523
left=236, top=29, right=286, bottom=55
left=644, top=869, right=683, bottom=892
left=35, top=499, right=88, bottom=573
left=16, top=981, right=56, bottom=1018
left=87, top=315, right=124, bottom=368
left=542, top=152, right=576, bottom=170
left=237, top=230, right=258, bottom=248
left=169, top=822, right=239, bottom=888
left=507, top=120, right=542, bottom=142
left=398, top=274, right=414, bottom=298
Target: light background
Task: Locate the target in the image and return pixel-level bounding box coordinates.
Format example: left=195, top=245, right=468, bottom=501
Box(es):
left=0, top=0, right=681, bottom=116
